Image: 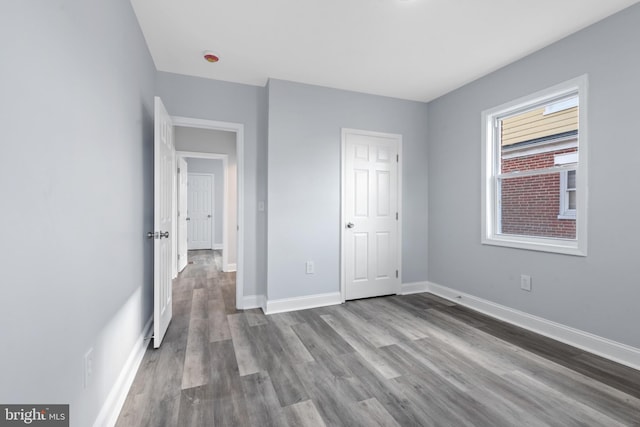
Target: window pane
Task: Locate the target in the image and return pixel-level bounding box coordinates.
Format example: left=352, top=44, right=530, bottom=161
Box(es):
left=568, top=190, right=577, bottom=210
left=499, top=172, right=576, bottom=239
left=567, top=170, right=576, bottom=189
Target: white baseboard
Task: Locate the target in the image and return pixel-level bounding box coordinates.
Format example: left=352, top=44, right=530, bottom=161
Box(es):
left=427, top=282, right=640, bottom=371
left=223, top=263, right=237, bottom=272
left=265, top=292, right=342, bottom=315
left=242, top=294, right=266, bottom=310
left=93, top=316, right=153, bottom=427
left=400, top=281, right=430, bottom=295
left=212, top=244, right=223, bottom=250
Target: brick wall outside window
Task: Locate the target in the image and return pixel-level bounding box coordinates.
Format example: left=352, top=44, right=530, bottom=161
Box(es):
left=500, top=148, right=577, bottom=239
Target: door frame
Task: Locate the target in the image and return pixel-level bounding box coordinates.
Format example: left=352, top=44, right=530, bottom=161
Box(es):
left=340, top=128, right=403, bottom=302
left=186, top=172, right=216, bottom=250
left=176, top=152, right=229, bottom=260
left=173, top=116, right=245, bottom=309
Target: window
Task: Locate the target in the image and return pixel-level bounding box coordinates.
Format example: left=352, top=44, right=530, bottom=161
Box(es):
left=481, top=76, right=588, bottom=256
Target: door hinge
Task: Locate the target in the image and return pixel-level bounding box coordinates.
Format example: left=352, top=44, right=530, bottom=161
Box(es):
left=177, top=167, right=180, bottom=173
left=396, top=154, right=399, bottom=162
left=178, top=254, right=180, bottom=259
left=396, top=212, right=398, bottom=220
left=396, top=270, right=399, bottom=278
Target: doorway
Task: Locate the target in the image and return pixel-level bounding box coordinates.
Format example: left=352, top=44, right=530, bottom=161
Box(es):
left=172, top=116, right=245, bottom=309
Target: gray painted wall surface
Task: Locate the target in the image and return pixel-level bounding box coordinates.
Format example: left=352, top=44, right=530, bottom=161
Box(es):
left=427, top=4, right=640, bottom=348
left=186, top=158, right=224, bottom=246
left=267, top=79, right=429, bottom=300
left=158, top=73, right=265, bottom=296
left=0, top=1, right=155, bottom=425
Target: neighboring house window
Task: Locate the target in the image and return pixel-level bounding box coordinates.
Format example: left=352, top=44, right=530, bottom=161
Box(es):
left=556, top=152, right=577, bottom=219
left=481, top=75, right=588, bottom=256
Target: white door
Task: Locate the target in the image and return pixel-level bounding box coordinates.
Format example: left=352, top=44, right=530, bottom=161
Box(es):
left=153, top=97, right=174, bottom=349
left=343, top=130, right=400, bottom=300
left=177, top=158, right=188, bottom=272
left=187, top=173, right=213, bottom=250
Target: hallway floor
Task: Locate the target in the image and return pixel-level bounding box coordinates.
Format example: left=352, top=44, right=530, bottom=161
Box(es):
left=115, top=250, right=640, bottom=426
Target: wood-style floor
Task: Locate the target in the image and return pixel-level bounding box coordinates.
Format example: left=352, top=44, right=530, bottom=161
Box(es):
left=116, top=250, right=640, bottom=426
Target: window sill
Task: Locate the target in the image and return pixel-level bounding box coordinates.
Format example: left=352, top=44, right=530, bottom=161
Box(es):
left=557, top=214, right=576, bottom=220
left=482, top=234, right=586, bottom=256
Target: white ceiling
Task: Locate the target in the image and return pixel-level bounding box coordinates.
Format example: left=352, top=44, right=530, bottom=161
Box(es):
left=130, top=0, right=638, bottom=102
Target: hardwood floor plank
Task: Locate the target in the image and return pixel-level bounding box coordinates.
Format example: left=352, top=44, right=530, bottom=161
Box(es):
left=283, top=400, right=327, bottom=427
left=235, top=320, right=310, bottom=407
left=241, top=371, right=289, bottom=427
left=571, top=352, right=640, bottom=399
left=324, top=303, right=400, bottom=348
left=208, top=296, right=231, bottom=342
left=245, top=308, right=269, bottom=327
left=341, top=352, right=434, bottom=426
left=227, top=313, right=261, bottom=376
left=209, top=339, right=245, bottom=399
left=181, top=288, right=210, bottom=389
left=320, top=314, right=401, bottom=379
left=291, top=310, right=356, bottom=358
left=268, top=314, right=315, bottom=364
left=176, top=384, right=215, bottom=427
left=350, top=398, right=402, bottom=427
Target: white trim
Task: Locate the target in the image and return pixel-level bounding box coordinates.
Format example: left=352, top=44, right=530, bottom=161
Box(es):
left=212, top=244, right=223, bottom=250
left=172, top=117, right=246, bottom=309
left=340, top=128, right=403, bottom=303
left=242, top=294, right=266, bottom=310
left=265, top=292, right=342, bottom=315
left=226, top=263, right=237, bottom=272
left=481, top=75, right=588, bottom=257
left=399, top=281, right=430, bottom=295
left=426, top=282, right=640, bottom=371
left=93, top=317, right=153, bottom=427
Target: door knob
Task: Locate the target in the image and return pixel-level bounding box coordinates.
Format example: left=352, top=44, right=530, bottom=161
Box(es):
left=159, top=231, right=170, bottom=239
left=207, top=214, right=212, bottom=218
left=346, top=222, right=355, bottom=229
left=186, top=217, right=190, bottom=221
left=147, top=231, right=157, bottom=239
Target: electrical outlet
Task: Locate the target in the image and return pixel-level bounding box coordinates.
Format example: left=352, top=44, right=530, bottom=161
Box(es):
left=84, top=348, right=94, bottom=389
left=305, top=261, right=314, bottom=274
left=520, top=274, right=532, bottom=292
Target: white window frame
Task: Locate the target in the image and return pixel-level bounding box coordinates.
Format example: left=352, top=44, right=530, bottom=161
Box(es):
left=481, top=75, right=588, bottom=256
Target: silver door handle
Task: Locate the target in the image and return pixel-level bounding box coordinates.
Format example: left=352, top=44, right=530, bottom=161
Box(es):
left=346, top=222, right=355, bottom=229
left=159, top=231, right=169, bottom=239
left=186, top=217, right=190, bottom=221
left=147, top=231, right=157, bottom=239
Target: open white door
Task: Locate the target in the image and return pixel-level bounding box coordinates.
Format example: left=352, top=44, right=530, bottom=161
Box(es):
left=343, top=130, right=401, bottom=300
left=177, top=158, right=188, bottom=272
left=153, top=96, right=174, bottom=348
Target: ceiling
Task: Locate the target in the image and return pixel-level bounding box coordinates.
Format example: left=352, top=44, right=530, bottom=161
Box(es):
left=130, top=0, right=639, bottom=102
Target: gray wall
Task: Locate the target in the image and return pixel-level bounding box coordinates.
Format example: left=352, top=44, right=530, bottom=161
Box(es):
left=186, top=158, right=224, bottom=247
left=158, top=73, right=266, bottom=297
left=427, top=3, right=640, bottom=348
left=0, top=0, right=156, bottom=425
left=267, top=79, right=429, bottom=300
